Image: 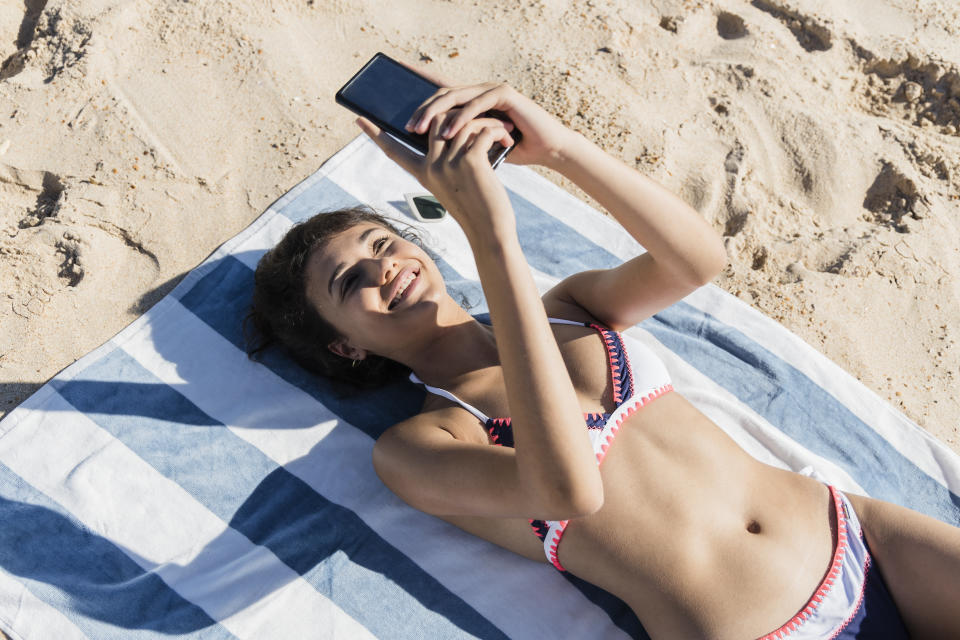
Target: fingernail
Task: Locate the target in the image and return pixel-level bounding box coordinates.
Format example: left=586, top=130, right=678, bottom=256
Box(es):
left=404, top=118, right=413, bottom=131
left=440, top=126, right=451, bottom=138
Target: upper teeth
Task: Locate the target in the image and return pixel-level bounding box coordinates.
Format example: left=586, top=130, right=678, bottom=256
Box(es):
left=393, top=272, right=415, bottom=304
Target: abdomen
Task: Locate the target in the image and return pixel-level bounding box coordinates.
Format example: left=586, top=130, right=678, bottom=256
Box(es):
left=557, top=391, right=836, bottom=638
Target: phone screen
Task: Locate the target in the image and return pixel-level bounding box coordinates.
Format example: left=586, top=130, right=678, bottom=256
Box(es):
left=336, top=54, right=436, bottom=153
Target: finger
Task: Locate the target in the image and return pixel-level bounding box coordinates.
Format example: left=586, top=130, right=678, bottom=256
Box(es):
left=436, top=109, right=463, bottom=142
left=469, top=118, right=515, bottom=148
left=465, top=126, right=503, bottom=162
left=405, top=88, right=453, bottom=134
left=355, top=117, right=421, bottom=174
left=448, top=120, right=509, bottom=163
left=437, top=85, right=509, bottom=139
left=408, top=84, right=495, bottom=134
left=425, top=116, right=447, bottom=165
left=447, top=117, right=513, bottom=153
left=444, top=119, right=483, bottom=162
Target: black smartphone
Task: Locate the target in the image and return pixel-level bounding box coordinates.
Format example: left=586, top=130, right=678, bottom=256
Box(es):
left=336, top=52, right=519, bottom=169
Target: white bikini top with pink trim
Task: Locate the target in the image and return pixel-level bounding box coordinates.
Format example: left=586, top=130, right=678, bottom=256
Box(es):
left=409, top=317, right=674, bottom=571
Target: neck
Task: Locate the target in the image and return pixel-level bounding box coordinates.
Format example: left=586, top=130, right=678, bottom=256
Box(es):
left=396, top=298, right=499, bottom=386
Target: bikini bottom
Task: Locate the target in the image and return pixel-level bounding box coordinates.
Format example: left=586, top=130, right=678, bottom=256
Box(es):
left=758, top=485, right=909, bottom=639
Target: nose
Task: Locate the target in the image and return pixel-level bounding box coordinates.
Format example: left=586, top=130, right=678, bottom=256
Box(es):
left=367, top=255, right=399, bottom=287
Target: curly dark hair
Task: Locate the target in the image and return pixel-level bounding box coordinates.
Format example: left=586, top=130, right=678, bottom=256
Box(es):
left=244, top=205, right=425, bottom=388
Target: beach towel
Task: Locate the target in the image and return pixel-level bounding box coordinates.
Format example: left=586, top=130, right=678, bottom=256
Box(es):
left=1, top=135, right=958, bottom=640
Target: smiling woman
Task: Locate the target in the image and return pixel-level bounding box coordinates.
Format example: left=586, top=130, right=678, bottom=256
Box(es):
left=244, top=205, right=426, bottom=388
left=245, top=71, right=960, bottom=638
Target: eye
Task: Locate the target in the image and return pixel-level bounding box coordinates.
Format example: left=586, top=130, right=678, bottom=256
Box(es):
left=340, top=236, right=390, bottom=300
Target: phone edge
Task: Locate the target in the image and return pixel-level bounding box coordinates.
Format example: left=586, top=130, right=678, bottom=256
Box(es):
left=335, top=52, right=436, bottom=156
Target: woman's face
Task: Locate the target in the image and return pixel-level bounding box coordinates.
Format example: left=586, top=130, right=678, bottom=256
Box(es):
left=304, top=222, right=444, bottom=360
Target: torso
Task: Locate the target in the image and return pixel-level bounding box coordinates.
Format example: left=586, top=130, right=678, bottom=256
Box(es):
left=412, top=302, right=836, bottom=639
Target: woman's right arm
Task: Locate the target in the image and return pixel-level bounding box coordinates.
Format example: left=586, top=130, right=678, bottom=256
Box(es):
left=373, top=408, right=598, bottom=519
left=358, top=99, right=603, bottom=520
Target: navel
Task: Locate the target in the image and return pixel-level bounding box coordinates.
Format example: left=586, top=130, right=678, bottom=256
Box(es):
left=746, top=519, right=762, bottom=535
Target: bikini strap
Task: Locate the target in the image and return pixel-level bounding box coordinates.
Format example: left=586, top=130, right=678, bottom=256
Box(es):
left=546, top=317, right=590, bottom=327
left=409, top=372, right=491, bottom=423
left=409, top=317, right=588, bottom=422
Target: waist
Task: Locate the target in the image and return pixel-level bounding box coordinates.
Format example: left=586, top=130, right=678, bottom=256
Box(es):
left=558, top=393, right=838, bottom=635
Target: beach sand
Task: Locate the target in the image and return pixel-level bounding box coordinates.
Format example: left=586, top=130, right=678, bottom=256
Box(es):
left=1, top=0, right=957, bottom=455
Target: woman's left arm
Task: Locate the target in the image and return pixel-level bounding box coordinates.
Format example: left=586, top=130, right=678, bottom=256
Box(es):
left=542, top=131, right=728, bottom=330
left=404, top=78, right=726, bottom=331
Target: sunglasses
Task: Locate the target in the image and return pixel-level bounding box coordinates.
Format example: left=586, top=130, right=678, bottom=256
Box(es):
left=403, top=192, right=447, bottom=223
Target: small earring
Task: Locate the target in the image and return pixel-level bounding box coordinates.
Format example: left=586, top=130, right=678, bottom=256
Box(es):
left=351, top=359, right=361, bottom=368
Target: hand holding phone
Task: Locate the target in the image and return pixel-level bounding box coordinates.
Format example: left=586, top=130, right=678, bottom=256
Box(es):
left=402, top=79, right=574, bottom=170
left=336, top=53, right=520, bottom=168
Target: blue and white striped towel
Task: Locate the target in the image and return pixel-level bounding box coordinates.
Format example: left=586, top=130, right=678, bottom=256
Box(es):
left=1, top=136, right=957, bottom=640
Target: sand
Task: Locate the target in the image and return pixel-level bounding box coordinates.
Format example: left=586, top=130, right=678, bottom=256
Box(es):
left=0, top=0, right=958, bottom=454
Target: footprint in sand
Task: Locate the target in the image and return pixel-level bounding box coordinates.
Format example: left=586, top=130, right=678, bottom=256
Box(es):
left=751, top=0, right=832, bottom=52
left=19, top=171, right=65, bottom=229
left=56, top=230, right=84, bottom=287
left=862, top=161, right=928, bottom=234
left=855, top=47, right=960, bottom=137
left=0, top=0, right=48, bottom=80
left=0, top=0, right=90, bottom=83
left=1, top=165, right=86, bottom=294
left=659, top=16, right=680, bottom=34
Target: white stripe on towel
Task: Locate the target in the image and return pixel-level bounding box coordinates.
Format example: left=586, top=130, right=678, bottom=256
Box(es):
left=0, top=568, right=89, bottom=640
left=0, top=394, right=374, bottom=640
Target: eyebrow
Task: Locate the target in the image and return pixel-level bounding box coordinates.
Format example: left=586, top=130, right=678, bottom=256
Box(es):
left=327, top=227, right=378, bottom=300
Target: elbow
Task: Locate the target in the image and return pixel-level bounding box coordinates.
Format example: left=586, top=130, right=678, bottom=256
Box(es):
left=550, top=479, right=605, bottom=518
left=570, top=486, right=605, bottom=517
left=691, top=239, right=728, bottom=287
left=711, top=239, right=730, bottom=279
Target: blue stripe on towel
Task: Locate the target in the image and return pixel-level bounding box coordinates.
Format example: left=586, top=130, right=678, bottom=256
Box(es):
left=508, top=191, right=621, bottom=277
left=562, top=572, right=647, bottom=640
left=0, top=460, right=229, bottom=639
left=434, top=255, right=488, bottom=315
left=54, top=350, right=510, bottom=640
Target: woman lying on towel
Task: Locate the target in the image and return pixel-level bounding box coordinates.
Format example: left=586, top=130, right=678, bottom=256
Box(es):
left=247, top=75, right=960, bottom=638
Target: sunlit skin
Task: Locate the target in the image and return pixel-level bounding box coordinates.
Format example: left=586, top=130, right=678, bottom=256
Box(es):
left=306, top=224, right=843, bottom=637
left=302, top=66, right=960, bottom=638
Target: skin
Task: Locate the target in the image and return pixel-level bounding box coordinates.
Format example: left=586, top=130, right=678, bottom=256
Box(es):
left=307, top=68, right=960, bottom=638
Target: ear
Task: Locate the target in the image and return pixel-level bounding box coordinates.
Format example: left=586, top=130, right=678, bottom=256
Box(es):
left=327, top=338, right=367, bottom=361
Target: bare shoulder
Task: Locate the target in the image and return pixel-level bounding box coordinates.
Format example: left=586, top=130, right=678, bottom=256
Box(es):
left=378, top=393, right=487, bottom=446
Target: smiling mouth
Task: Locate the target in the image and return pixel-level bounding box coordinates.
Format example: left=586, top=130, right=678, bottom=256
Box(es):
left=388, top=268, right=419, bottom=310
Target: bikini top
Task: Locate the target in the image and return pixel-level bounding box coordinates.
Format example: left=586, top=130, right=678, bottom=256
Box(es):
left=408, top=317, right=674, bottom=571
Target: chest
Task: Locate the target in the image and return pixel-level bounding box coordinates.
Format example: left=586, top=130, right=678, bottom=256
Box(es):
left=441, top=326, right=620, bottom=443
